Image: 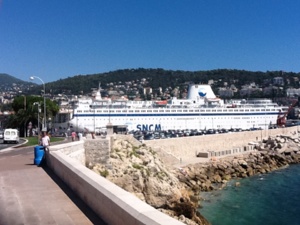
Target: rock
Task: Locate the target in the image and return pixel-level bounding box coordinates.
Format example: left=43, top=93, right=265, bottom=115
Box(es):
left=284, top=148, right=296, bottom=154
left=222, top=174, right=232, bottom=181
left=224, top=167, right=235, bottom=175
left=252, top=164, right=262, bottom=169
left=246, top=167, right=254, bottom=176
left=240, top=173, right=248, bottom=178
left=212, top=174, right=222, bottom=183
left=276, top=143, right=283, bottom=149
left=195, top=174, right=208, bottom=182
left=94, top=136, right=206, bottom=223
left=276, top=137, right=286, bottom=143
left=256, top=144, right=266, bottom=151
left=235, top=165, right=246, bottom=174
left=217, top=163, right=227, bottom=171
left=259, top=150, right=269, bottom=156
left=189, top=179, right=197, bottom=186
left=238, top=159, right=248, bottom=168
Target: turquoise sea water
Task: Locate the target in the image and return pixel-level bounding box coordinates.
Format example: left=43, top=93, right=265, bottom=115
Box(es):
left=199, top=164, right=300, bottom=225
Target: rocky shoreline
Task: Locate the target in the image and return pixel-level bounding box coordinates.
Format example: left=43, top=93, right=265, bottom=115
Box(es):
left=90, top=133, right=300, bottom=225
left=179, top=134, right=300, bottom=194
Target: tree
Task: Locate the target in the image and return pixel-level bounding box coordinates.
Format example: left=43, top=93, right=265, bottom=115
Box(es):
left=6, top=95, right=59, bottom=137
left=0, top=103, right=12, bottom=112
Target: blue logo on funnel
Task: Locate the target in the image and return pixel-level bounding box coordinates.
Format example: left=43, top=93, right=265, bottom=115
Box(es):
left=198, top=91, right=207, bottom=97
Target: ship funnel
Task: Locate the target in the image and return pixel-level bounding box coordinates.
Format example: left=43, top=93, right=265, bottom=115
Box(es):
left=187, top=84, right=216, bottom=100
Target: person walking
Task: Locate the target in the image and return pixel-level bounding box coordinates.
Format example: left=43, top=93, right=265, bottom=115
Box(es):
left=78, top=132, right=83, bottom=141
left=71, top=131, right=76, bottom=141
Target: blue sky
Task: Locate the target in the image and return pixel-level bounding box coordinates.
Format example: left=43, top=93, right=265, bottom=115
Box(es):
left=0, top=1, right=300, bottom=83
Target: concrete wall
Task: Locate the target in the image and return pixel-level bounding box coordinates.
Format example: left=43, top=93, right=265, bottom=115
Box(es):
left=84, top=138, right=111, bottom=167
left=47, top=142, right=185, bottom=225
left=145, top=126, right=299, bottom=162
left=50, top=141, right=86, bottom=165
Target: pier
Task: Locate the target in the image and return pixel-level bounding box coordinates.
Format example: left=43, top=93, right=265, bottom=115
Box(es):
left=1, top=126, right=298, bottom=224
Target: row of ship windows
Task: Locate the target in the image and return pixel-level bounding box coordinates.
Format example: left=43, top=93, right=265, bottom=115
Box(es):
left=79, top=116, right=271, bottom=120
left=77, top=109, right=278, bottom=113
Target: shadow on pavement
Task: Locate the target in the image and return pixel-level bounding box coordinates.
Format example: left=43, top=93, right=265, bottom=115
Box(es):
left=42, top=164, right=107, bottom=225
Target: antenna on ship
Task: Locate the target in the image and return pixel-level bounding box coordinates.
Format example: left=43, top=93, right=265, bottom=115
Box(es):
left=94, top=82, right=102, bottom=100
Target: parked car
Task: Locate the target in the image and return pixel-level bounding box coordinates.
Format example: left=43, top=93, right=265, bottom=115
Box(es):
left=51, top=132, right=66, bottom=137
left=3, top=129, right=20, bottom=144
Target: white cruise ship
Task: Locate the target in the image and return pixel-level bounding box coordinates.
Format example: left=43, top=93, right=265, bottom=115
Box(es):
left=53, top=83, right=286, bottom=133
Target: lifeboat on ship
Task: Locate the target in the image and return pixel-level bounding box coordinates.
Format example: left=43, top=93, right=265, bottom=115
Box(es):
left=154, top=100, right=168, bottom=106
left=226, top=104, right=237, bottom=108
left=206, top=98, right=221, bottom=102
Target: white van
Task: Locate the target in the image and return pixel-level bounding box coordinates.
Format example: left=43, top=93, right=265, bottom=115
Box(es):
left=3, top=129, right=20, bottom=144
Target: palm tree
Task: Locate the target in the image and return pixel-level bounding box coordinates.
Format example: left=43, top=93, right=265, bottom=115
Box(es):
left=6, top=95, right=59, bottom=137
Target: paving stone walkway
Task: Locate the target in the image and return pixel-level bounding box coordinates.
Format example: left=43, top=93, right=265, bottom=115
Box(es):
left=0, top=145, right=107, bottom=225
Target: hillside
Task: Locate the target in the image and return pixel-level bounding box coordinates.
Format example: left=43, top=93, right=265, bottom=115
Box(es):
left=0, top=73, right=34, bottom=92
left=3, top=68, right=300, bottom=98
left=23, top=68, right=300, bottom=96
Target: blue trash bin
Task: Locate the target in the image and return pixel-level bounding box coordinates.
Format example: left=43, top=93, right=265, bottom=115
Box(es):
left=34, top=146, right=45, bottom=166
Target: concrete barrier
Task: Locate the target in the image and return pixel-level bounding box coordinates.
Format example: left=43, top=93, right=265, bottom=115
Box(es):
left=50, top=140, right=86, bottom=165
left=196, top=152, right=210, bottom=158
left=46, top=144, right=185, bottom=225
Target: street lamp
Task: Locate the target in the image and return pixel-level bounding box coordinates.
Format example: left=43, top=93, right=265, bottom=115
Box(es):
left=30, top=76, right=46, bottom=131
left=33, top=102, right=41, bottom=134
left=22, top=95, right=27, bottom=137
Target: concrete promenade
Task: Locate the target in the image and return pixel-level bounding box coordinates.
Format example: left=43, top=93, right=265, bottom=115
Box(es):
left=1, top=126, right=297, bottom=225
left=0, top=143, right=107, bottom=225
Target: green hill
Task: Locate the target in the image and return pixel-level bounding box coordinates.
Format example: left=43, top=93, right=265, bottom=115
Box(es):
left=27, top=68, right=300, bottom=96
left=0, top=73, right=33, bottom=92
left=3, top=68, right=300, bottom=97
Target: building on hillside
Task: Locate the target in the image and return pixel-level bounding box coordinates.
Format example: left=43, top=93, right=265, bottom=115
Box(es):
left=239, top=84, right=262, bottom=97
left=273, top=77, right=284, bottom=86
left=286, top=88, right=300, bottom=97
left=143, top=87, right=152, bottom=95
left=218, top=88, right=234, bottom=98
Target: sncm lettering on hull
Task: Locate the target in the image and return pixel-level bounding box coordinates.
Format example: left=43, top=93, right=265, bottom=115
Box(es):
left=136, top=124, right=161, bottom=131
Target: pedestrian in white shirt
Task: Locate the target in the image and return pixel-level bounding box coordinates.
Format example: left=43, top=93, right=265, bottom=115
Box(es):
left=40, top=131, right=50, bottom=151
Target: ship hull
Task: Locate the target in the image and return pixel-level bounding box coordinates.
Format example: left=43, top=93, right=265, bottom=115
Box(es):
left=52, top=84, right=285, bottom=133
left=67, top=107, right=281, bottom=132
